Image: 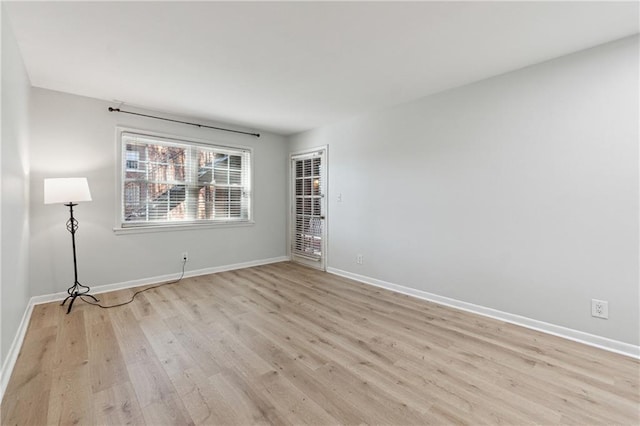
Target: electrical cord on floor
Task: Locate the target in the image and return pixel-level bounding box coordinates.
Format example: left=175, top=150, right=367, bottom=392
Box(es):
left=82, top=259, right=187, bottom=309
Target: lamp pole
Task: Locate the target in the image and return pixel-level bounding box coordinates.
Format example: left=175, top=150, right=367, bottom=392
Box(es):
left=60, top=202, right=98, bottom=313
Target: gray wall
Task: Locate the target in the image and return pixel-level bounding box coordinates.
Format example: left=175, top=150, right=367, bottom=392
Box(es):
left=29, top=88, right=288, bottom=297
left=290, top=36, right=639, bottom=345
left=1, top=8, right=31, bottom=366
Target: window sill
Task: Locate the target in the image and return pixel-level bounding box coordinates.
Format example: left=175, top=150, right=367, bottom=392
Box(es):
left=113, top=221, right=255, bottom=235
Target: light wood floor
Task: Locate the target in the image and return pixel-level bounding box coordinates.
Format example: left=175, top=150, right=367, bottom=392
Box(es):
left=2, top=262, right=638, bottom=425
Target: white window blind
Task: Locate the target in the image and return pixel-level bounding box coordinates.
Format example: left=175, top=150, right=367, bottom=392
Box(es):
left=120, top=132, right=251, bottom=227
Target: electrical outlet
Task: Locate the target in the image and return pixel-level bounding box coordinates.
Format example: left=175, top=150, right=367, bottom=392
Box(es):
left=356, top=254, right=363, bottom=265
left=591, top=299, right=608, bottom=319
left=181, top=252, right=189, bottom=262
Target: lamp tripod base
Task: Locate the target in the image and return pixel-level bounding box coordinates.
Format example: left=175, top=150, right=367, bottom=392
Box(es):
left=61, top=281, right=98, bottom=314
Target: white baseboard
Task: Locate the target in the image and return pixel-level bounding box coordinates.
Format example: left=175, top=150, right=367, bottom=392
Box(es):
left=29, top=256, right=290, bottom=305
left=0, top=255, right=289, bottom=401
left=327, top=267, right=640, bottom=359
left=0, top=301, right=34, bottom=400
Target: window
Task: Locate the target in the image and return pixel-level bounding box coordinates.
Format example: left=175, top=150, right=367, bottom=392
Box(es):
left=125, top=151, right=140, bottom=170
left=120, top=132, right=251, bottom=227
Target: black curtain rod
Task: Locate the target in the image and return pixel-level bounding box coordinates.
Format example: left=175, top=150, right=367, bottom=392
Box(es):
left=108, top=107, right=260, bottom=138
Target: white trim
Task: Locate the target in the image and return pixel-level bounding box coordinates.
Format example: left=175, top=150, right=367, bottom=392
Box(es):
left=114, top=125, right=254, bottom=231
left=0, top=255, right=289, bottom=402
left=327, top=267, right=640, bottom=359
left=113, top=220, right=255, bottom=235
left=289, top=145, right=329, bottom=271
left=0, top=301, right=34, bottom=400
left=31, top=256, right=290, bottom=305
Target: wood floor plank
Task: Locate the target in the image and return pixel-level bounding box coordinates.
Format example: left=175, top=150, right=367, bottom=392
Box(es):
left=27, top=300, right=59, bottom=331
left=47, top=365, right=95, bottom=425
left=92, top=380, right=145, bottom=426
left=170, top=368, right=239, bottom=425
left=128, top=292, right=159, bottom=320
left=313, top=361, right=436, bottom=425
left=1, top=323, right=57, bottom=426
left=167, top=314, right=274, bottom=380
left=109, top=306, right=156, bottom=365
left=87, top=317, right=130, bottom=394
left=234, top=329, right=373, bottom=424
left=125, top=356, right=194, bottom=425
left=137, top=316, right=197, bottom=379
left=217, top=368, right=288, bottom=425
left=52, top=308, right=89, bottom=371
left=2, top=261, right=638, bottom=425
left=256, top=369, right=338, bottom=425
left=238, top=309, right=331, bottom=370
left=161, top=316, right=224, bottom=378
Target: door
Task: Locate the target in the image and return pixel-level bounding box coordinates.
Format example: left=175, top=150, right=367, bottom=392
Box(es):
left=291, top=148, right=326, bottom=270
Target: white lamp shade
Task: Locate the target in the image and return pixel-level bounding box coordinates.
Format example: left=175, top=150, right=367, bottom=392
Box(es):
left=44, top=178, right=92, bottom=204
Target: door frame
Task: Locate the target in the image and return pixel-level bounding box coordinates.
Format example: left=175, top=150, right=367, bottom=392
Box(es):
left=289, top=145, right=328, bottom=271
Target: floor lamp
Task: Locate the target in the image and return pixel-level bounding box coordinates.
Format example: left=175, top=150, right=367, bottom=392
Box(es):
left=44, top=177, right=99, bottom=314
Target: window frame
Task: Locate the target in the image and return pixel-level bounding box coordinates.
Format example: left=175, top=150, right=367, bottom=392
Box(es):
left=114, top=127, right=254, bottom=234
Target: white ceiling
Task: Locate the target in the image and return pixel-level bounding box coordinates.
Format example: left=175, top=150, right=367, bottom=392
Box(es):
left=5, top=1, right=639, bottom=135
